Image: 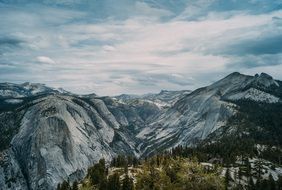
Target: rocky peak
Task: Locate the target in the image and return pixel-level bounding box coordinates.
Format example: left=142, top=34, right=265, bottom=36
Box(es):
left=208, top=72, right=280, bottom=97
left=208, top=72, right=253, bottom=95
left=259, top=72, right=273, bottom=80
left=254, top=72, right=279, bottom=88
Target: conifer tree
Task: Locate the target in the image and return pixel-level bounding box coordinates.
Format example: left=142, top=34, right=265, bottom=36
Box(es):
left=132, top=157, right=139, bottom=167
left=278, top=175, right=282, bottom=190
left=225, top=168, right=231, bottom=190
left=124, top=161, right=128, bottom=174
left=248, top=177, right=255, bottom=190
left=122, top=174, right=134, bottom=190
left=59, top=180, right=70, bottom=190
left=99, top=178, right=108, bottom=190
left=72, top=180, right=78, bottom=190
left=269, top=174, right=276, bottom=190
left=238, top=167, right=243, bottom=185
left=108, top=173, right=120, bottom=190
left=260, top=179, right=269, bottom=190
left=87, top=158, right=107, bottom=188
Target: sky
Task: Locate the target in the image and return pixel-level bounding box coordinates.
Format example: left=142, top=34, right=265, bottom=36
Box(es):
left=0, top=0, right=282, bottom=95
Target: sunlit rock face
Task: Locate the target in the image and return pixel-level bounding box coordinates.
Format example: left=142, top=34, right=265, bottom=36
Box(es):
left=0, top=72, right=281, bottom=189
left=10, top=95, right=117, bottom=189
left=0, top=92, right=143, bottom=189
left=136, top=72, right=281, bottom=156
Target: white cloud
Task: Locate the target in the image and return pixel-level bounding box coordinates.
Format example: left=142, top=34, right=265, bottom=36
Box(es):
left=103, top=45, right=116, bottom=52
left=0, top=1, right=282, bottom=95
left=36, top=56, right=56, bottom=64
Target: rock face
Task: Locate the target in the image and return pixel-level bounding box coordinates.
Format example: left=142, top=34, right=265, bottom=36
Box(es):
left=136, top=72, right=281, bottom=156
left=0, top=72, right=281, bottom=189
left=1, top=92, right=159, bottom=189
left=0, top=150, right=28, bottom=190
left=0, top=92, right=157, bottom=189
left=11, top=95, right=118, bottom=189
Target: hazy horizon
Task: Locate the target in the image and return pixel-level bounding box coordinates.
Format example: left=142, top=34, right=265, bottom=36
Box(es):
left=1, top=71, right=278, bottom=96
left=1, top=0, right=282, bottom=95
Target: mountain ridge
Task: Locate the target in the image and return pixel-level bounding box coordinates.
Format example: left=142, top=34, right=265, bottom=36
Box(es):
left=0, top=72, right=281, bottom=189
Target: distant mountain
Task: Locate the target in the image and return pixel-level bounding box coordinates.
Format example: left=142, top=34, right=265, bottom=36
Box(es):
left=0, top=82, right=69, bottom=99
left=115, top=89, right=191, bottom=109
left=0, top=72, right=281, bottom=189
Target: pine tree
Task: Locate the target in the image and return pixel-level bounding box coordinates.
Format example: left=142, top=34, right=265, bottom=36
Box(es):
left=257, top=159, right=263, bottom=181
left=59, top=180, right=70, bottom=190
left=132, top=157, right=139, bottom=167
left=108, top=173, right=120, bottom=190
left=269, top=174, right=276, bottom=190
left=127, top=155, right=133, bottom=166
left=278, top=175, right=282, bottom=190
left=245, top=158, right=251, bottom=179
left=116, top=155, right=127, bottom=167
left=156, top=155, right=160, bottom=167
left=99, top=178, right=108, bottom=190
left=57, top=183, right=61, bottom=190
left=256, top=180, right=261, bottom=190
left=111, top=157, right=117, bottom=167
left=124, top=162, right=128, bottom=174
left=238, top=167, right=243, bottom=185
left=225, top=168, right=231, bottom=190
left=72, top=180, right=78, bottom=190
left=122, top=174, right=134, bottom=190
left=248, top=177, right=255, bottom=190
left=260, top=179, right=269, bottom=190
left=87, top=158, right=107, bottom=186
left=100, top=158, right=106, bottom=168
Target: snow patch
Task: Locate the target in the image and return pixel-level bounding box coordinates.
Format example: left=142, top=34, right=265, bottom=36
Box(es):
left=4, top=99, right=23, bottom=104
left=0, top=90, right=23, bottom=98
left=226, top=88, right=279, bottom=103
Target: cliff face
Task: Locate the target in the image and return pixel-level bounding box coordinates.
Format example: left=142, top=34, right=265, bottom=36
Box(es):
left=0, top=94, right=132, bottom=189
left=137, top=73, right=281, bottom=156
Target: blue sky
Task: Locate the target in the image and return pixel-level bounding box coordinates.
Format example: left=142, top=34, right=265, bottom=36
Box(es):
left=0, top=0, right=282, bottom=95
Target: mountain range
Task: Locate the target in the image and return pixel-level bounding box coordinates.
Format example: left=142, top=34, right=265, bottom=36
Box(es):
left=0, top=72, right=281, bottom=190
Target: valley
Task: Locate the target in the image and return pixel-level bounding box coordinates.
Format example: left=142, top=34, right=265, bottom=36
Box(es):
left=0, top=72, right=282, bottom=189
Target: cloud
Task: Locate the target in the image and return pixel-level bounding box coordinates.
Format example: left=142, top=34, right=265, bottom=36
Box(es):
left=0, top=37, right=24, bottom=54
left=0, top=37, right=23, bottom=47
left=226, top=53, right=282, bottom=69
left=175, top=0, right=282, bottom=20
left=102, top=45, right=116, bottom=52
left=222, top=34, right=282, bottom=56
left=0, top=1, right=282, bottom=95
left=36, top=56, right=56, bottom=64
